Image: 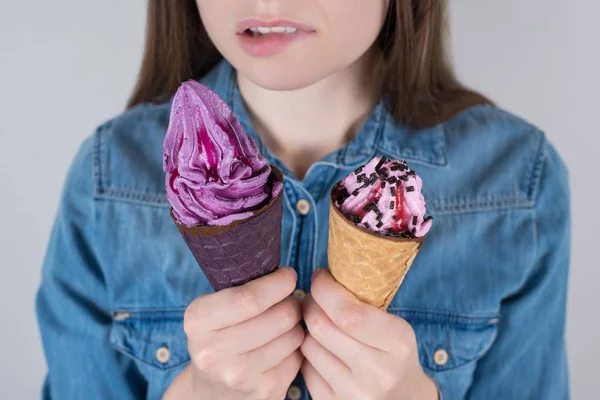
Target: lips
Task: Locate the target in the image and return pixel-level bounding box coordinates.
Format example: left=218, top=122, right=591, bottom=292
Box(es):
left=236, top=18, right=316, bottom=57
left=236, top=18, right=316, bottom=35
left=245, top=26, right=299, bottom=36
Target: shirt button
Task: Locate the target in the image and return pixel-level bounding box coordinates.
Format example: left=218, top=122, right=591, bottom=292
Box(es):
left=287, top=385, right=302, bottom=400
left=296, top=199, right=311, bottom=215
left=433, top=349, right=449, bottom=366
left=156, top=346, right=171, bottom=364
left=293, top=288, right=306, bottom=301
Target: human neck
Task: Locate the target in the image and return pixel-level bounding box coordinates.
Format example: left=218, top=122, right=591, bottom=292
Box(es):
left=236, top=48, right=380, bottom=179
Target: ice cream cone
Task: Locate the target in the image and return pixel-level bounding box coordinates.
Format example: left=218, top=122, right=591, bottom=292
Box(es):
left=172, top=167, right=284, bottom=291
left=327, top=194, right=425, bottom=310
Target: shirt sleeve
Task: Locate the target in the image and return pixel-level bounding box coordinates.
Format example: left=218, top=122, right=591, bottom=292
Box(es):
left=36, top=135, right=147, bottom=399
left=466, top=139, right=571, bottom=399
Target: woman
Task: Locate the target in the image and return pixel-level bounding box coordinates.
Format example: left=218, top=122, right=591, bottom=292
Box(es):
left=37, top=0, right=570, bottom=399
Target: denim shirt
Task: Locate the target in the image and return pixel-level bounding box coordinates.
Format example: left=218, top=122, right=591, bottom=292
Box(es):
left=36, top=60, right=570, bottom=400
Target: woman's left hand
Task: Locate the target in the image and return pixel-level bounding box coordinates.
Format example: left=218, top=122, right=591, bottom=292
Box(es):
left=300, top=269, right=439, bottom=400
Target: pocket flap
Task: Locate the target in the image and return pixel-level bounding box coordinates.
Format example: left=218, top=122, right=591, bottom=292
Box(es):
left=109, top=309, right=189, bottom=371
left=389, top=308, right=499, bottom=372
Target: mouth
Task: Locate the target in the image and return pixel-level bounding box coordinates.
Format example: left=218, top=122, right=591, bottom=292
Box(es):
left=243, top=26, right=299, bottom=37
left=235, top=18, right=316, bottom=57
left=236, top=18, right=316, bottom=37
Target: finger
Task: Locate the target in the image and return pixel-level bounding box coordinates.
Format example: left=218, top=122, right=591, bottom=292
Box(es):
left=244, top=324, right=305, bottom=373
left=262, top=350, right=304, bottom=398
left=311, top=269, right=400, bottom=351
left=301, top=359, right=335, bottom=400
left=300, top=334, right=354, bottom=396
left=217, top=296, right=302, bottom=354
left=303, top=294, right=381, bottom=370
left=186, top=267, right=297, bottom=330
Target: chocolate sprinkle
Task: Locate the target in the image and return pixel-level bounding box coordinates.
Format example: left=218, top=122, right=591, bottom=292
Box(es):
left=399, top=175, right=409, bottom=182
left=406, top=186, right=415, bottom=192
left=407, top=170, right=416, bottom=176
left=412, top=216, right=418, bottom=225
left=358, top=181, right=370, bottom=190
left=352, top=189, right=360, bottom=196
left=369, top=174, right=378, bottom=185
left=372, top=203, right=381, bottom=214
left=375, top=156, right=387, bottom=171
left=381, top=181, right=386, bottom=188
left=424, top=216, right=434, bottom=222
left=334, top=187, right=350, bottom=205
left=390, top=165, right=400, bottom=171
left=354, top=166, right=363, bottom=174
left=412, top=227, right=416, bottom=235
left=376, top=221, right=384, bottom=228
left=390, top=201, right=395, bottom=210
left=363, top=202, right=380, bottom=214
left=392, top=215, right=400, bottom=221
left=386, top=176, right=397, bottom=184
left=390, top=186, right=396, bottom=196
left=348, top=215, right=360, bottom=223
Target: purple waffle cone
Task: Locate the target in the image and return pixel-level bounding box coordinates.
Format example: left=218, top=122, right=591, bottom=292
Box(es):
left=172, top=167, right=284, bottom=291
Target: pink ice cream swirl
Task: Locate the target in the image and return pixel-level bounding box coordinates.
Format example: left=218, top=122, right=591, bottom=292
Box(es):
left=332, top=156, right=432, bottom=238
left=163, top=81, right=282, bottom=227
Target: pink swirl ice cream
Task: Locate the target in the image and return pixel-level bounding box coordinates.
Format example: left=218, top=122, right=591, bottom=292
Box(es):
left=163, top=81, right=283, bottom=227
left=332, top=156, right=432, bottom=238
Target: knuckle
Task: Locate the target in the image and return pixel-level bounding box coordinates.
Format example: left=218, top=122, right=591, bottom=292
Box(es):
left=192, top=347, right=216, bottom=371
left=334, top=304, right=365, bottom=331
left=183, top=297, right=211, bottom=336
left=230, top=287, right=260, bottom=315
left=391, top=339, right=413, bottom=360
left=307, top=313, right=331, bottom=339
left=376, top=369, right=399, bottom=393
left=183, top=304, right=198, bottom=336
left=390, top=331, right=417, bottom=359
left=274, top=303, right=299, bottom=329
left=220, top=366, right=246, bottom=389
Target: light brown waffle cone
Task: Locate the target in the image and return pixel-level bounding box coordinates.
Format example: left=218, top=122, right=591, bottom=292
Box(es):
left=327, top=199, right=425, bottom=310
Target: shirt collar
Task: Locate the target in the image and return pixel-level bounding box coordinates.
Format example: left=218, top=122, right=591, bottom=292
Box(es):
left=201, top=59, right=447, bottom=172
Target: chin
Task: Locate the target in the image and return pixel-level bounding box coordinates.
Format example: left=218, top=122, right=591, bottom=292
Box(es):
left=231, top=54, right=337, bottom=91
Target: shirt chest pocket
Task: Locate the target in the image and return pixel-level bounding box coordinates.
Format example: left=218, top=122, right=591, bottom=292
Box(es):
left=388, top=308, right=499, bottom=400
left=109, top=309, right=190, bottom=398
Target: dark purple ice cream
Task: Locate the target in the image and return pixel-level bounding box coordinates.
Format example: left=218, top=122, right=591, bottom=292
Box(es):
left=163, top=81, right=282, bottom=227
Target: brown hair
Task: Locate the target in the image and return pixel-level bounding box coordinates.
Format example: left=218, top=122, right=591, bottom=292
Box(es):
left=128, top=0, right=489, bottom=128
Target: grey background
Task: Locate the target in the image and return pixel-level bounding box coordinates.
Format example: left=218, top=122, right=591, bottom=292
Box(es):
left=0, top=0, right=597, bottom=398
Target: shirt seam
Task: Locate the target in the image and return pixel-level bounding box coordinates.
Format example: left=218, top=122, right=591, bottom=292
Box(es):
left=285, top=179, right=320, bottom=275
left=387, top=307, right=500, bottom=323
left=92, top=185, right=536, bottom=213
left=283, top=191, right=298, bottom=267
left=525, top=129, right=546, bottom=201
left=429, top=198, right=534, bottom=215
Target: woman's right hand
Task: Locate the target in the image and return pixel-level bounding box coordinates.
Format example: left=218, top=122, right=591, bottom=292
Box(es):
left=164, top=267, right=305, bottom=400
